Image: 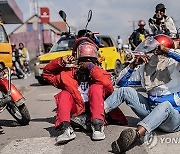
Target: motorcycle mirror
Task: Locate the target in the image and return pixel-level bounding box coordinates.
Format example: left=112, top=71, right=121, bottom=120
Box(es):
left=85, top=10, right=92, bottom=29
left=87, top=10, right=92, bottom=22
left=59, top=10, right=71, bottom=35
left=59, top=10, right=67, bottom=22
left=177, top=28, right=180, bottom=38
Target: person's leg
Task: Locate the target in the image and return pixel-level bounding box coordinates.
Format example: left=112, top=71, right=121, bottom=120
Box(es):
left=138, top=101, right=180, bottom=134
left=105, top=87, right=151, bottom=119
left=54, top=90, right=76, bottom=128
left=54, top=90, right=77, bottom=144
left=88, top=84, right=105, bottom=140
left=112, top=101, right=180, bottom=153
left=15, top=61, right=26, bottom=78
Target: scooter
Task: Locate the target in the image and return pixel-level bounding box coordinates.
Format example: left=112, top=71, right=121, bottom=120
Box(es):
left=0, top=67, right=30, bottom=125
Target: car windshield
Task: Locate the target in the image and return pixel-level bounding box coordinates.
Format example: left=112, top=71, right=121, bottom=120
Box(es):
left=0, top=25, right=9, bottom=43
left=50, top=37, right=75, bottom=52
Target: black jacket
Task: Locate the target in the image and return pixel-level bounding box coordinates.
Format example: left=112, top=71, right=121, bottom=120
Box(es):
left=129, top=28, right=149, bottom=50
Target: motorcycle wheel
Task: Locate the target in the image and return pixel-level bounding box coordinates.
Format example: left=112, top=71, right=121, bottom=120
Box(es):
left=6, top=103, right=31, bottom=126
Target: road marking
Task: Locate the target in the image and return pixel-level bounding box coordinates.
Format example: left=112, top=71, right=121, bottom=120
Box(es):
left=1, top=137, right=64, bottom=154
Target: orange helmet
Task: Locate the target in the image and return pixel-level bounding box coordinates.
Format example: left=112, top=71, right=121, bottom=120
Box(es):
left=154, top=34, right=174, bottom=48
left=138, top=20, right=146, bottom=26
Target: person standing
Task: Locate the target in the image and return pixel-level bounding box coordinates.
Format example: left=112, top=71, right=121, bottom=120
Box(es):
left=19, top=43, right=31, bottom=76
left=129, top=20, right=149, bottom=50
left=148, top=3, right=177, bottom=37
left=117, top=35, right=123, bottom=50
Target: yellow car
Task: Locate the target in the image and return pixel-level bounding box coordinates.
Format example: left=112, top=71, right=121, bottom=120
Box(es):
left=34, top=34, right=125, bottom=84
left=0, top=22, right=12, bottom=68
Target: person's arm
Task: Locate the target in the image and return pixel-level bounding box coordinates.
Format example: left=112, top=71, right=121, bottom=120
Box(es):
left=116, top=66, right=141, bottom=87
left=165, top=16, right=177, bottom=35
left=148, top=17, right=157, bottom=34
left=116, top=54, right=149, bottom=87
left=129, top=31, right=136, bottom=50
left=167, top=49, right=180, bottom=62
left=156, top=44, right=180, bottom=62
left=42, top=57, right=65, bottom=89
left=90, top=65, right=113, bottom=93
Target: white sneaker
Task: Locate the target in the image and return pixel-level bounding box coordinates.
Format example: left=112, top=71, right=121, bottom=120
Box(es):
left=91, top=119, right=105, bottom=140
left=56, top=126, right=76, bottom=144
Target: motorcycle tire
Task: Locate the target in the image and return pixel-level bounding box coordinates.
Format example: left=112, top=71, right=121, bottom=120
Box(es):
left=6, top=103, right=31, bottom=126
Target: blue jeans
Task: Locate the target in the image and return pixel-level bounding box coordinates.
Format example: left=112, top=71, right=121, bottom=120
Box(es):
left=104, top=87, right=180, bottom=133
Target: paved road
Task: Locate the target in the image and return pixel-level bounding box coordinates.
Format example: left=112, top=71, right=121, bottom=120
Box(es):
left=1, top=73, right=180, bottom=154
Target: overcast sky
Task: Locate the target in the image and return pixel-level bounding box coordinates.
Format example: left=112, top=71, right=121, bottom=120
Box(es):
left=5, top=0, right=180, bottom=44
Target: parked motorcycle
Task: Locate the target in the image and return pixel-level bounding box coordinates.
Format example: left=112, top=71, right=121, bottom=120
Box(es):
left=0, top=67, right=30, bottom=125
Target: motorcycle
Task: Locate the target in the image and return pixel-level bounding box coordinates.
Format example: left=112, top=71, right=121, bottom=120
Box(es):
left=0, top=67, right=30, bottom=125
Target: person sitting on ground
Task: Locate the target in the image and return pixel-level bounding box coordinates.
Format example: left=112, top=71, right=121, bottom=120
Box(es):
left=103, top=34, right=180, bottom=153
left=42, top=39, right=127, bottom=144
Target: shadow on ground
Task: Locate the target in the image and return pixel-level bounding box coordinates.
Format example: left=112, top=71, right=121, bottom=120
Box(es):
left=0, top=119, right=20, bottom=127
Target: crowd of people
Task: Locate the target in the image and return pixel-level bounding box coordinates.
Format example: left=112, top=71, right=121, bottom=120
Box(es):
left=12, top=42, right=31, bottom=79
left=41, top=3, right=180, bottom=153
left=1, top=2, right=179, bottom=153
left=117, top=3, right=177, bottom=52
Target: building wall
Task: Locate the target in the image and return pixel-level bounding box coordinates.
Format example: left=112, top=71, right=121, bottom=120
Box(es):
left=10, top=30, right=43, bottom=58
left=12, top=16, right=61, bottom=34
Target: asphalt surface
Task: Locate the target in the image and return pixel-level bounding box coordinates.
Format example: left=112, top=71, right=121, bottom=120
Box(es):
left=1, top=73, right=180, bottom=154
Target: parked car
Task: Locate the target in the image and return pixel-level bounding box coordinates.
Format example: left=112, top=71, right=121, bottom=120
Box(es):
left=0, top=22, right=12, bottom=69
left=34, top=34, right=126, bottom=84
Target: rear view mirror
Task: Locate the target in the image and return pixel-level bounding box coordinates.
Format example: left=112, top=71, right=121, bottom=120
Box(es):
left=59, top=10, right=67, bottom=22
left=85, top=10, right=93, bottom=29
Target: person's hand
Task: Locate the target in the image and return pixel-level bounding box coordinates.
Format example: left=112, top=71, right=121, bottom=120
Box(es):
left=62, top=55, right=75, bottom=64
left=153, top=44, right=170, bottom=55
left=129, top=54, right=149, bottom=69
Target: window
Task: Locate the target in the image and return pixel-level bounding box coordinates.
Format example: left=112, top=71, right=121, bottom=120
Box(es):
left=39, top=24, right=44, bottom=30
left=27, top=23, right=33, bottom=32
left=0, top=25, right=8, bottom=43
left=50, top=37, right=75, bottom=52
left=101, top=37, right=113, bottom=47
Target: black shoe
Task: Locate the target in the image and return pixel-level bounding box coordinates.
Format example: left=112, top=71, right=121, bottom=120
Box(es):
left=111, top=128, right=138, bottom=153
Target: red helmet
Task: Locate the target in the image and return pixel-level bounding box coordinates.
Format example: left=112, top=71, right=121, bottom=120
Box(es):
left=154, top=34, right=174, bottom=48
left=76, top=42, right=98, bottom=59
left=138, top=20, right=146, bottom=26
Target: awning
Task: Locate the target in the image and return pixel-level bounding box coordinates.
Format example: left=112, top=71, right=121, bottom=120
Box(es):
left=0, top=0, right=23, bottom=24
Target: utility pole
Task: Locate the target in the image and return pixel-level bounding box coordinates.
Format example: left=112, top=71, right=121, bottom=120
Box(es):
left=128, top=20, right=138, bottom=31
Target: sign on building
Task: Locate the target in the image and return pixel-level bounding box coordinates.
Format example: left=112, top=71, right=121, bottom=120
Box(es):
left=40, top=7, right=50, bottom=23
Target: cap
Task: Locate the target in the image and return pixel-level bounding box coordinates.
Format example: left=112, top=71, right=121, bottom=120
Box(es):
left=156, top=3, right=166, bottom=11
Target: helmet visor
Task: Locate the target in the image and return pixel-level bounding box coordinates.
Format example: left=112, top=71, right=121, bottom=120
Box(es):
left=134, top=36, right=160, bottom=53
